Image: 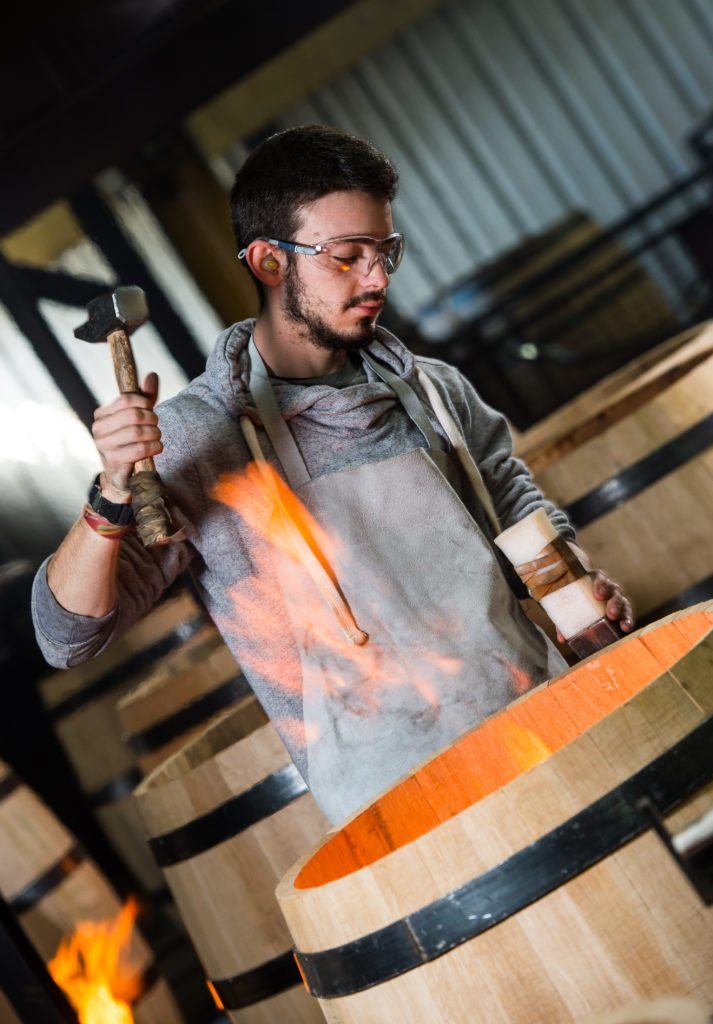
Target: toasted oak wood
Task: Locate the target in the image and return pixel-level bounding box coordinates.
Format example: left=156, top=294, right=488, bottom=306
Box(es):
left=277, top=603, right=713, bottom=1024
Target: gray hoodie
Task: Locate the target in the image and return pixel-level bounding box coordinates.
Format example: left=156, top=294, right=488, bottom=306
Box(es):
left=32, top=318, right=574, bottom=776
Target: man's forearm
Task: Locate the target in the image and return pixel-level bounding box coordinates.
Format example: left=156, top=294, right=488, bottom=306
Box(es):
left=46, top=514, right=122, bottom=617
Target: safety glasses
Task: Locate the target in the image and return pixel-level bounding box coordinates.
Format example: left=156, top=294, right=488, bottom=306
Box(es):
left=239, top=232, right=405, bottom=277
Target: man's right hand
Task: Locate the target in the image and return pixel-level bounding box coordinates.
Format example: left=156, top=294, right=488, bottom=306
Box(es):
left=91, top=372, right=163, bottom=501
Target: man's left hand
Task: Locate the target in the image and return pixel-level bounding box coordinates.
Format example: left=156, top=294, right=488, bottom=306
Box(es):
left=555, top=543, right=635, bottom=645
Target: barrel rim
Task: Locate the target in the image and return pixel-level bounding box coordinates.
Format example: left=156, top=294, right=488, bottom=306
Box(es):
left=293, top=714, right=713, bottom=998
left=116, top=631, right=226, bottom=716
left=134, top=695, right=268, bottom=802
left=125, top=673, right=251, bottom=756
left=278, top=602, right=713, bottom=898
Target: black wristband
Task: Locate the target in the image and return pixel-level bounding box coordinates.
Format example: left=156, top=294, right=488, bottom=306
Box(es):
left=88, top=474, right=134, bottom=526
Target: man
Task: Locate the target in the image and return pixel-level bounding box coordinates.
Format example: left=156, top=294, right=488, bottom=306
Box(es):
left=32, top=126, right=633, bottom=824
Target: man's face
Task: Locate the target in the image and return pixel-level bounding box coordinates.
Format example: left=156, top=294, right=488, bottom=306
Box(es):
left=282, top=190, right=394, bottom=353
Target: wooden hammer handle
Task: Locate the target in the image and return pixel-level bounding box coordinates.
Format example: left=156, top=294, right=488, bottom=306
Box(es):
left=107, top=327, right=173, bottom=546
left=107, top=328, right=155, bottom=474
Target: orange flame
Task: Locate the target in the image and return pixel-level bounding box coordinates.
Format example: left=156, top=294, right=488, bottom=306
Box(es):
left=48, top=899, right=142, bottom=1024
left=213, top=463, right=464, bottom=749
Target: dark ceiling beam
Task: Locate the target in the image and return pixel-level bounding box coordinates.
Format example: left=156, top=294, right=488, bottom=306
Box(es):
left=16, top=266, right=109, bottom=308
left=0, top=1, right=352, bottom=235
left=0, top=251, right=99, bottom=429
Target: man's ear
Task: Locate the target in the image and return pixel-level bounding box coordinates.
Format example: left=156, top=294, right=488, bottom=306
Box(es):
left=245, top=240, right=285, bottom=288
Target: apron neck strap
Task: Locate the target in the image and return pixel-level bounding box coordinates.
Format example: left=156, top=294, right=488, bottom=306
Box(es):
left=415, top=367, right=501, bottom=535
left=247, top=335, right=444, bottom=488
left=360, top=350, right=443, bottom=452
left=247, top=336, right=311, bottom=489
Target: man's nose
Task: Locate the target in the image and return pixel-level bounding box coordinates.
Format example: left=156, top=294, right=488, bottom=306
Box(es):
left=360, top=255, right=389, bottom=289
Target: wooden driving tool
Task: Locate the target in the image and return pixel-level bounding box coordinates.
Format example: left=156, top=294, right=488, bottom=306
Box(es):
left=74, top=286, right=178, bottom=547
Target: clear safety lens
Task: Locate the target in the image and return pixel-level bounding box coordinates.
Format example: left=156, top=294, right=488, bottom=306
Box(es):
left=312, top=234, right=404, bottom=276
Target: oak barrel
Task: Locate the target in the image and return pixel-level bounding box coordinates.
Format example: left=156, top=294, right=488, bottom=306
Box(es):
left=277, top=602, right=713, bottom=1024
left=515, top=319, right=713, bottom=473
left=39, top=592, right=213, bottom=893
left=117, top=632, right=250, bottom=775
left=0, top=760, right=182, bottom=1023
left=134, top=697, right=328, bottom=1023
left=523, top=351, right=713, bottom=620
left=468, top=212, right=679, bottom=423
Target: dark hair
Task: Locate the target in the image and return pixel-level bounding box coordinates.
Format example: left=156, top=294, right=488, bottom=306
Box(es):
left=229, top=125, right=399, bottom=302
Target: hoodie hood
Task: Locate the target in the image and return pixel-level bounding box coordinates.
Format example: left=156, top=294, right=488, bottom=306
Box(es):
left=202, top=317, right=418, bottom=430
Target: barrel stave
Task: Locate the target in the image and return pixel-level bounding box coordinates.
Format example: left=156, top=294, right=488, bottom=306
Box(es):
left=135, top=701, right=327, bottom=1023
left=117, top=634, right=248, bottom=775
left=38, top=592, right=211, bottom=894
left=515, top=321, right=713, bottom=473
left=277, top=607, right=713, bottom=1023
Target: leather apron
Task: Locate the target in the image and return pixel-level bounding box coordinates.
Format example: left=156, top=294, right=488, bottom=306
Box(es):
left=242, top=338, right=565, bottom=824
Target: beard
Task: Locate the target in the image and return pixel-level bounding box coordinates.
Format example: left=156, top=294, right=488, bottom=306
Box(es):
left=283, top=262, right=382, bottom=353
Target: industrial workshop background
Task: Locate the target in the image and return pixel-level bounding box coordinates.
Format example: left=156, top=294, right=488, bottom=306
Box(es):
left=2, top=0, right=712, bottom=566
left=1, top=2, right=712, bottom=1022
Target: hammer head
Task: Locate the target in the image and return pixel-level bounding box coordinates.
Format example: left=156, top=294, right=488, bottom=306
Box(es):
left=74, top=285, right=149, bottom=343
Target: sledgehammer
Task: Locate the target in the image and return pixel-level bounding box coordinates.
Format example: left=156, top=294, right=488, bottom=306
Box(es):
left=74, top=286, right=176, bottom=547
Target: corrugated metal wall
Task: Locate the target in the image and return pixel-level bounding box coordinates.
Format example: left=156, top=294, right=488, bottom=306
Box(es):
left=254, top=0, right=713, bottom=316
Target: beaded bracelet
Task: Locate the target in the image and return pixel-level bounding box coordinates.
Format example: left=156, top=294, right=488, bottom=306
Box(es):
left=82, top=504, right=134, bottom=540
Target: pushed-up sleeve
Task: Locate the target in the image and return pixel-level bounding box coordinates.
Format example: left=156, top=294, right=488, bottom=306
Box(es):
left=31, top=400, right=200, bottom=669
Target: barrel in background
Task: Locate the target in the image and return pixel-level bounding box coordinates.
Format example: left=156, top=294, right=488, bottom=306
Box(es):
left=38, top=592, right=213, bottom=895
left=521, top=350, right=713, bottom=621
left=515, top=320, right=713, bottom=474
left=0, top=990, right=22, bottom=1024
left=118, top=633, right=250, bottom=775
left=134, top=697, right=328, bottom=1024
left=0, top=760, right=182, bottom=1023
